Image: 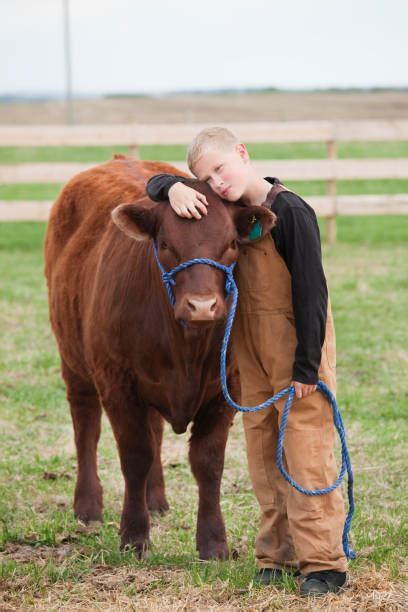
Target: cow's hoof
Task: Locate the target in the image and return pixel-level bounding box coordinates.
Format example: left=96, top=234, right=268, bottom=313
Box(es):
left=198, top=541, right=229, bottom=560
left=74, top=483, right=103, bottom=523
left=147, top=496, right=170, bottom=515
left=74, top=500, right=103, bottom=524
left=120, top=536, right=150, bottom=558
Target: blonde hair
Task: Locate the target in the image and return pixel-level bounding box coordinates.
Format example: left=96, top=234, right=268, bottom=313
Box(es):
left=187, top=126, right=239, bottom=174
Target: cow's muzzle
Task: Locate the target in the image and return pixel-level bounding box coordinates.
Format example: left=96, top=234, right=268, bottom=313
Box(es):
left=152, top=240, right=237, bottom=324
left=175, top=293, right=226, bottom=324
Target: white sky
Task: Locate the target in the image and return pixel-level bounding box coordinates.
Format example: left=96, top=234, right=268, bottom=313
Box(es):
left=1, top=0, right=407, bottom=95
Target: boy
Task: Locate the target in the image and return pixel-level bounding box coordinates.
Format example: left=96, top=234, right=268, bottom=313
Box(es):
left=146, top=127, right=348, bottom=597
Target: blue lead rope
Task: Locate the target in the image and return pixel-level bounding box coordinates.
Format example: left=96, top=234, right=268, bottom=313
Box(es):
left=152, top=240, right=356, bottom=560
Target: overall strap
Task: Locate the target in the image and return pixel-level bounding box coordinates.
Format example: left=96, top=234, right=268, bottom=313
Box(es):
left=262, top=181, right=291, bottom=210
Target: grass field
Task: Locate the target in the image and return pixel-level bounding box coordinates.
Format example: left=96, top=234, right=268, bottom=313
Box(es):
left=1, top=138, right=408, bottom=608
left=0, top=216, right=407, bottom=610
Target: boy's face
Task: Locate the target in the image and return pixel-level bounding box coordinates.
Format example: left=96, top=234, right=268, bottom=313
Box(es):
left=193, top=144, right=250, bottom=202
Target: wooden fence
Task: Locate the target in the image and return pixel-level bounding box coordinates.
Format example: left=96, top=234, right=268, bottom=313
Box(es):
left=1, top=120, right=408, bottom=243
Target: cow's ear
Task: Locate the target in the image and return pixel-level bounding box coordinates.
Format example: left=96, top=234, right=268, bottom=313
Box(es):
left=233, top=206, right=276, bottom=244
left=111, top=203, right=161, bottom=241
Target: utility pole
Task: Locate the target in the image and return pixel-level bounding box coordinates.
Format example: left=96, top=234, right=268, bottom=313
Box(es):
left=63, top=0, right=74, bottom=124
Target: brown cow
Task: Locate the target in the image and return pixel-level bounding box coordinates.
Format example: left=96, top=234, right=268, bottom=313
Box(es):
left=44, top=157, right=275, bottom=559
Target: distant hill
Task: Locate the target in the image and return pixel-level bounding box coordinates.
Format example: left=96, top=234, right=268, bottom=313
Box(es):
left=1, top=85, right=408, bottom=104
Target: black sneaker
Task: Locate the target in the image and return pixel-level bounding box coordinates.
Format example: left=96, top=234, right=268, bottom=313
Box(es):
left=300, top=570, right=347, bottom=596
left=254, top=567, right=298, bottom=585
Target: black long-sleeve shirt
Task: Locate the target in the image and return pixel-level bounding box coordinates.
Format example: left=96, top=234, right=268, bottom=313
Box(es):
left=146, top=174, right=328, bottom=384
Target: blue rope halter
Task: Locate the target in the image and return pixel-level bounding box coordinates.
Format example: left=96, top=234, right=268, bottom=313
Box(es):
left=152, top=239, right=237, bottom=305
left=152, top=239, right=356, bottom=560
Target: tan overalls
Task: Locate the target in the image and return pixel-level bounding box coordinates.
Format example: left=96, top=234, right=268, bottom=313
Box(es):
left=232, top=197, right=347, bottom=575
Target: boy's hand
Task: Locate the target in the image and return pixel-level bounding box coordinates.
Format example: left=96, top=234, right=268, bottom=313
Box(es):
left=291, top=381, right=317, bottom=399
left=168, top=182, right=208, bottom=219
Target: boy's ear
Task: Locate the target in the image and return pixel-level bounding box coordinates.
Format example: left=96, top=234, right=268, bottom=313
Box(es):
left=233, top=206, right=276, bottom=244
left=111, top=201, right=162, bottom=241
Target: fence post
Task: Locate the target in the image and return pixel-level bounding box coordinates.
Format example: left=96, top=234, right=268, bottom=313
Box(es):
left=128, top=144, right=140, bottom=159
left=325, top=139, right=337, bottom=244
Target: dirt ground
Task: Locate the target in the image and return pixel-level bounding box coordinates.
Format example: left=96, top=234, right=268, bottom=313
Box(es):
left=1, top=91, right=408, bottom=125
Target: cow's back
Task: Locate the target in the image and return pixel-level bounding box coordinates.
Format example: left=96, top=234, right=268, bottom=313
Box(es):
left=45, top=158, right=182, bottom=278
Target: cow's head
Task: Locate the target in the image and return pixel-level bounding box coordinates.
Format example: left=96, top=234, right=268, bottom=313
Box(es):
left=112, top=180, right=276, bottom=326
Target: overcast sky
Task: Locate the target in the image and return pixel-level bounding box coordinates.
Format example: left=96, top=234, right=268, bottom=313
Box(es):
left=1, top=0, right=407, bottom=95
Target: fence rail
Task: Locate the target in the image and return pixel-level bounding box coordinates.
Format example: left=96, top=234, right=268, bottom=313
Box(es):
left=2, top=120, right=408, bottom=145
left=1, top=120, right=408, bottom=243
left=1, top=158, right=408, bottom=183
left=2, top=194, right=408, bottom=223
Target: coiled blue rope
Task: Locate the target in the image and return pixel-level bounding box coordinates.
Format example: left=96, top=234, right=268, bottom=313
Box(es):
left=152, top=240, right=356, bottom=559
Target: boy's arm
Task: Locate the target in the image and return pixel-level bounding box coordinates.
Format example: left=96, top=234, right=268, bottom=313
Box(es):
left=146, top=174, right=187, bottom=201
left=273, top=193, right=328, bottom=386
left=146, top=173, right=208, bottom=219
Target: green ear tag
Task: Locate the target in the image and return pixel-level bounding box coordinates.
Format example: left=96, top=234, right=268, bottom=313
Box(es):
left=249, top=219, right=262, bottom=241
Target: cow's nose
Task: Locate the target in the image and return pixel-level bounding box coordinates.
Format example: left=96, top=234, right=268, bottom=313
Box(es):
left=187, top=296, right=217, bottom=320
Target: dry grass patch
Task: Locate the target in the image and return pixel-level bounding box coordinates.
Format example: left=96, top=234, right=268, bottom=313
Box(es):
left=1, top=566, right=407, bottom=611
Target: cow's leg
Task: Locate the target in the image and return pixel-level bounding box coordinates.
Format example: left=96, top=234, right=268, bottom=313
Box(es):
left=61, top=360, right=103, bottom=523
left=146, top=409, right=169, bottom=514
left=98, top=377, right=154, bottom=555
left=189, top=397, right=235, bottom=560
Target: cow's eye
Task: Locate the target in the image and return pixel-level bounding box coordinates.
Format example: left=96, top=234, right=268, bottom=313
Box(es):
left=160, top=241, right=168, bottom=250
left=230, top=239, right=237, bottom=249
